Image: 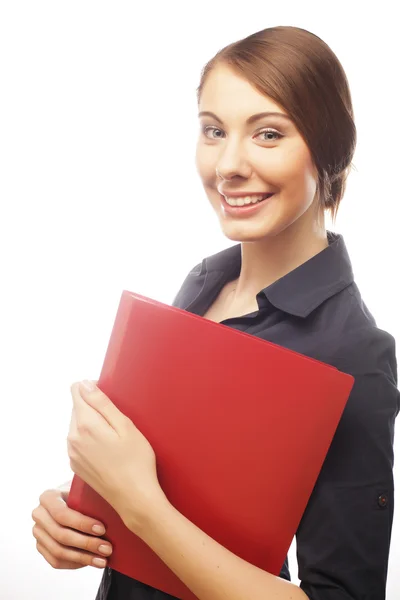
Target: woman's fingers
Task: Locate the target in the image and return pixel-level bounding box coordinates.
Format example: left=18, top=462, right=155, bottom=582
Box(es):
left=37, top=488, right=107, bottom=536
left=33, top=506, right=112, bottom=556
left=32, top=488, right=113, bottom=571
left=33, top=523, right=109, bottom=569
left=35, top=540, right=83, bottom=570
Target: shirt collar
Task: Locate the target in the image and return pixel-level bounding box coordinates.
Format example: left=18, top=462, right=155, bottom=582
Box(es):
left=201, top=231, right=354, bottom=318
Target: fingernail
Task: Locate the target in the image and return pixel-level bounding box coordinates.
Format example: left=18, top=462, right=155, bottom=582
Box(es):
left=93, top=557, right=106, bottom=568
left=81, top=380, right=96, bottom=392
left=92, top=524, right=105, bottom=535
left=98, top=544, right=112, bottom=555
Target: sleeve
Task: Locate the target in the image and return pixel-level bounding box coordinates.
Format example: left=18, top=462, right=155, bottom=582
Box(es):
left=296, top=341, right=400, bottom=599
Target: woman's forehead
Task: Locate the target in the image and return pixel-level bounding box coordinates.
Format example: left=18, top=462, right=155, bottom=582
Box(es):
left=199, top=67, right=284, bottom=117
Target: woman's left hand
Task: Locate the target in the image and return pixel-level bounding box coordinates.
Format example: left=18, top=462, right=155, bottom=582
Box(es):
left=68, top=380, right=167, bottom=534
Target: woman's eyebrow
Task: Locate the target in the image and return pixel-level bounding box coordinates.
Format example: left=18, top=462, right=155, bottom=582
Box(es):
left=198, top=111, right=292, bottom=125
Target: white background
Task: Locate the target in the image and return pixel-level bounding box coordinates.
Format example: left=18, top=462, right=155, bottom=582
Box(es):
left=1, top=1, right=399, bottom=598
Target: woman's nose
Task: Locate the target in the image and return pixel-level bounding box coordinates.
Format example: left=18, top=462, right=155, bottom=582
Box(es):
left=216, top=145, right=252, bottom=180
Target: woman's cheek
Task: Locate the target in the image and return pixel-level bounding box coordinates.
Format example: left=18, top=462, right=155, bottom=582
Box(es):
left=196, top=142, right=221, bottom=180
left=253, top=150, right=286, bottom=183
left=195, top=144, right=209, bottom=178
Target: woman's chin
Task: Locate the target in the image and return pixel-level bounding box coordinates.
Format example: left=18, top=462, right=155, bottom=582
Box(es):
left=219, top=222, right=278, bottom=243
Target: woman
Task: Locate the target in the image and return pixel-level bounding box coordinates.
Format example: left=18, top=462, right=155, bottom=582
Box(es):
left=32, top=26, right=399, bottom=600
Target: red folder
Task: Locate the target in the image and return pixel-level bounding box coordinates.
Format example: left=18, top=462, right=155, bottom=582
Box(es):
left=68, top=290, right=354, bottom=599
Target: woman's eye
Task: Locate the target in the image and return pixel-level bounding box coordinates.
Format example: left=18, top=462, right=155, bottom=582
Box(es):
left=202, top=126, right=225, bottom=139
left=256, top=129, right=283, bottom=142
left=201, top=126, right=283, bottom=142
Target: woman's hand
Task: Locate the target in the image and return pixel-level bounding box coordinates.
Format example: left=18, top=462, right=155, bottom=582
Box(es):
left=32, top=484, right=113, bottom=570
left=68, top=380, right=168, bottom=533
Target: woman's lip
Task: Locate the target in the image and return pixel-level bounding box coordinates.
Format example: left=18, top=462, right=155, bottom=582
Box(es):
left=219, top=193, right=275, bottom=217
left=220, top=191, right=274, bottom=198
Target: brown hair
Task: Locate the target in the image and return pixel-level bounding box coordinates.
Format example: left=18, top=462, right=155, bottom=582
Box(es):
left=196, top=26, right=357, bottom=222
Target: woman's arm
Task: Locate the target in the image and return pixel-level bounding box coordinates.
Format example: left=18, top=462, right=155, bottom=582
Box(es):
left=69, top=381, right=308, bottom=600
left=125, top=499, right=308, bottom=600
left=295, top=367, right=399, bottom=599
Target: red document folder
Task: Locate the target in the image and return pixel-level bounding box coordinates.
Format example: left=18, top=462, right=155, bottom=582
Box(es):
left=68, top=290, right=354, bottom=599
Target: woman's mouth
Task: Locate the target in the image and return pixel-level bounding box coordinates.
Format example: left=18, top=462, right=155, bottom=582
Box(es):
left=220, top=193, right=275, bottom=217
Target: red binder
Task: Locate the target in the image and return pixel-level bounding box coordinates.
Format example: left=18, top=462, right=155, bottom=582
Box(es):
left=68, top=290, right=354, bottom=599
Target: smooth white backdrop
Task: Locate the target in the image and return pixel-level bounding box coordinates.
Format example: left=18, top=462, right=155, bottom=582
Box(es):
left=1, top=1, right=399, bottom=598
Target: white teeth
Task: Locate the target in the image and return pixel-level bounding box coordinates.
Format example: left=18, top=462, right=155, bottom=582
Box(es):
left=225, top=194, right=269, bottom=207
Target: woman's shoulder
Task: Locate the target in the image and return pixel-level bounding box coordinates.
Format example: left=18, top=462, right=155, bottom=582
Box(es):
left=323, top=319, right=397, bottom=383
left=321, top=319, right=399, bottom=426
left=320, top=280, right=397, bottom=378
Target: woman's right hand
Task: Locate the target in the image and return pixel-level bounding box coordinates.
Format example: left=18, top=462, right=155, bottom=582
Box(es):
left=32, top=482, right=113, bottom=570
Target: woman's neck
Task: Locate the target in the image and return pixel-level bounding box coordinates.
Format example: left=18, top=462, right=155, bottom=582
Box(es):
left=231, top=224, right=329, bottom=302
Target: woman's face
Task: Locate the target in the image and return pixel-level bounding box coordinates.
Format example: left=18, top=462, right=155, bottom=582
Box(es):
left=195, top=64, right=321, bottom=242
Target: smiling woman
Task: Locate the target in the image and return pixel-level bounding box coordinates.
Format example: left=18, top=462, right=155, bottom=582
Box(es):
left=196, top=64, right=354, bottom=253
left=32, top=24, right=399, bottom=600
left=195, top=26, right=355, bottom=225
